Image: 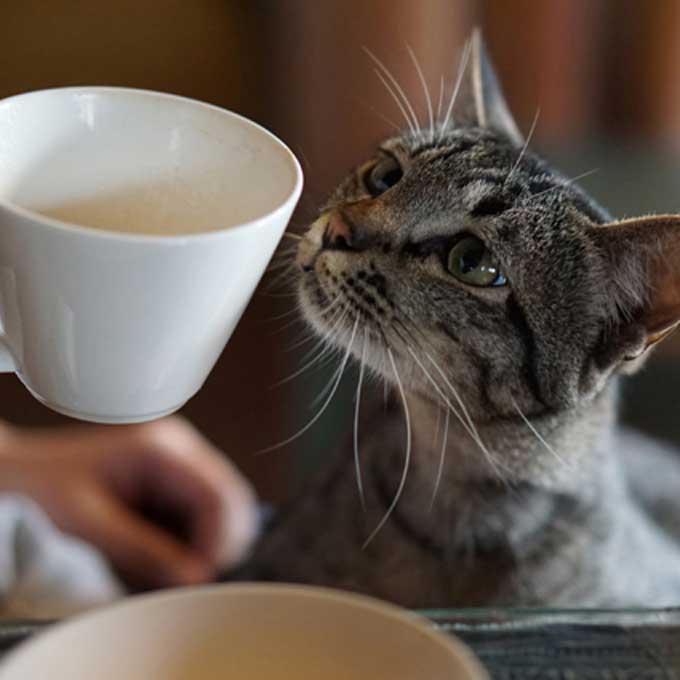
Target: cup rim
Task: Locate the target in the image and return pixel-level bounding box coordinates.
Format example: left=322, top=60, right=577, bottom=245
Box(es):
left=0, top=583, right=488, bottom=679
left=0, top=86, right=304, bottom=244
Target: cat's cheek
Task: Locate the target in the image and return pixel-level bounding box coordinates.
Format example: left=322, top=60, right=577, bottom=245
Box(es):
left=298, top=278, right=336, bottom=337
left=298, top=276, right=324, bottom=314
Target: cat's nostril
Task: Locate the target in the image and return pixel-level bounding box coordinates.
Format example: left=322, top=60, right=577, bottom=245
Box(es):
left=323, top=213, right=356, bottom=252
left=334, top=234, right=353, bottom=251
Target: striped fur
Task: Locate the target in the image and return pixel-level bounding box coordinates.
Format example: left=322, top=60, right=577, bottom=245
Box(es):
left=232, top=34, right=680, bottom=606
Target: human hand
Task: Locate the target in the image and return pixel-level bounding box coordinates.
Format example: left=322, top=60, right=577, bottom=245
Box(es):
left=0, top=417, right=259, bottom=589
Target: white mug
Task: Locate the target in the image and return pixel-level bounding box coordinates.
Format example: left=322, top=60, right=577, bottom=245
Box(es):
left=0, top=87, right=302, bottom=423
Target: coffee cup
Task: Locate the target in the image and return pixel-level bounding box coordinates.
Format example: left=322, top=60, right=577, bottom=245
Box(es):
left=0, top=87, right=302, bottom=423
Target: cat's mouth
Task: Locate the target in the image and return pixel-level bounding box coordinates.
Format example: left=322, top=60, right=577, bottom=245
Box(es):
left=293, top=209, right=411, bottom=383
left=299, top=274, right=393, bottom=382
left=295, top=226, right=440, bottom=393
left=300, top=256, right=384, bottom=330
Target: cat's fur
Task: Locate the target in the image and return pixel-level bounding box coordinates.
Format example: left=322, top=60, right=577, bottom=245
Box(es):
left=235, top=31, right=680, bottom=606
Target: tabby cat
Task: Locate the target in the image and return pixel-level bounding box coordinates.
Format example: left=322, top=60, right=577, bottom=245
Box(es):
left=235, top=31, right=680, bottom=607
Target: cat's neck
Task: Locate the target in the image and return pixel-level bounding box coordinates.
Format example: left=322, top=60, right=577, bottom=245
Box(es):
left=362, top=382, right=622, bottom=564
left=404, top=381, right=619, bottom=491
left=364, top=381, right=622, bottom=548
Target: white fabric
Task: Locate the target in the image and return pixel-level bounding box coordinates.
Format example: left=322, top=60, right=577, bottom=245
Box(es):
left=0, top=494, right=123, bottom=619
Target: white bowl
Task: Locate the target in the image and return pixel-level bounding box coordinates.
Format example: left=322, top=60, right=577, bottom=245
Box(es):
left=0, top=584, right=488, bottom=679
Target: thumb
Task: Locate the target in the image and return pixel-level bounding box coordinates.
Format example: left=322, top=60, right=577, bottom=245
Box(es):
left=74, top=488, right=212, bottom=588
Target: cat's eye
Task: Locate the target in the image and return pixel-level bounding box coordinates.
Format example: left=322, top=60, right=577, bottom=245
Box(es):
left=447, top=236, right=507, bottom=287
left=364, top=156, right=403, bottom=197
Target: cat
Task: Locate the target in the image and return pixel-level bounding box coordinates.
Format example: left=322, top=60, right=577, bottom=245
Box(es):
left=233, top=29, right=680, bottom=607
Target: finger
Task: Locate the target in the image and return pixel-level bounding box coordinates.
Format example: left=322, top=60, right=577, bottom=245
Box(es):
left=139, top=446, right=225, bottom=561
left=135, top=426, right=259, bottom=568
left=83, top=420, right=223, bottom=560
left=73, top=486, right=213, bottom=588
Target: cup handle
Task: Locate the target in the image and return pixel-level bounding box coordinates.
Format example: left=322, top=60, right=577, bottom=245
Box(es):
left=0, top=334, right=15, bottom=372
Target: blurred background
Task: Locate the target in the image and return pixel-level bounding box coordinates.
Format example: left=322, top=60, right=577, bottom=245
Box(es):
left=1, top=0, right=680, bottom=501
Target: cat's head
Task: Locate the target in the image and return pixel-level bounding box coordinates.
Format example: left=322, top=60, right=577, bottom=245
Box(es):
left=296, top=30, right=680, bottom=421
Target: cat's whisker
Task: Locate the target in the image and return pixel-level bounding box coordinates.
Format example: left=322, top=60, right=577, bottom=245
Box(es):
left=396, top=317, right=513, bottom=483
left=298, top=327, right=340, bottom=368
left=397, top=319, right=510, bottom=484
left=405, top=344, right=498, bottom=474
left=440, top=38, right=472, bottom=139
left=436, top=74, right=445, bottom=122
left=309, top=347, right=348, bottom=408
left=272, top=341, right=334, bottom=388
left=259, top=291, right=299, bottom=299
left=283, top=332, right=312, bottom=355
left=310, top=357, right=356, bottom=411
left=265, top=268, right=298, bottom=293
left=263, top=261, right=298, bottom=287
left=379, top=344, right=391, bottom=406
left=364, top=47, right=421, bottom=135
left=422, top=349, right=512, bottom=481
left=362, top=347, right=411, bottom=548
left=272, top=243, right=299, bottom=257
left=301, top=351, right=342, bottom=394
left=269, top=338, right=331, bottom=390
left=354, top=98, right=402, bottom=133
left=432, top=398, right=442, bottom=452
left=317, top=294, right=345, bottom=319
left=312, top=296, right=350, bottom=338
left=430, top=408, right=450, bottom=512
left=371, top=68, right=417, bottom=136
left=285, top=306, right=344, bottom=351
left=266, top=267, right=296, bottom=285
left=406, top=44, right=434, bottom=143
left=285, top=331, right=318, bottom=352
left=274, top=300, right=346, bottom=383
left=354, top=331, right=368, bottom=513
left=272, top=256, right=298, bottom=270
left=267, top=262, right=298, bottom=283
left=268, top=277, right=299, bottom=299
left=264, top=257, right=296, bottom=279
left=274, top=305, right=349, bottom=388
left=310, top=312, right=362, bottom=408
left=505, top=107, right=540, bottom=187
left=267, top=254, right=297, bottom=272
left=266, top=282, right=298, bottom=302
left=271, top=311, right=307, bottom=335
left=281, top=232, right=302, bottom=241
left=256, top=317, right=359, bottom=455
left=261, top=303, right=302, bottom=324
left=267, top=261, right=297, bottom=278
left=527, top=168, right=600, bottom=202
left=302, top=301, right=349, bottom=356
left=511, top=398, right=570, bottom=468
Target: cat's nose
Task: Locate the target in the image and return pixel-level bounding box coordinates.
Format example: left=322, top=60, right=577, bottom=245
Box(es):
left=322, top=212, right=357, bottom=251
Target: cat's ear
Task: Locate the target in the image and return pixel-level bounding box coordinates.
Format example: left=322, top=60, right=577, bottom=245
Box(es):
left=592, top=215, right=680, bottom=363
left=446, top=28, right=523, bottom=147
